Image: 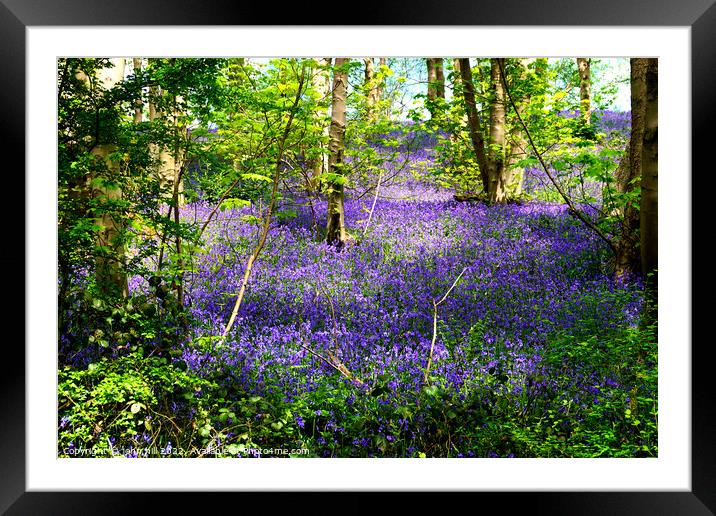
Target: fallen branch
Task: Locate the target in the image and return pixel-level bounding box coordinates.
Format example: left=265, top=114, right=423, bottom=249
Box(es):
left=299, top=344, right=363, bottom=386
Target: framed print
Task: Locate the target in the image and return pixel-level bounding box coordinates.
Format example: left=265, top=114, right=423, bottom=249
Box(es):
left=5, top=0, right=712, bottom=513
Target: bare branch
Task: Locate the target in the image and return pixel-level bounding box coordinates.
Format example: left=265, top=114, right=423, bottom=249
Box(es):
left=424, top=266, right=468, bottom=383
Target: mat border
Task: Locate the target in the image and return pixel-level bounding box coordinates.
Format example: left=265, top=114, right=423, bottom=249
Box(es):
left=5, top=0, right=710, bottom=513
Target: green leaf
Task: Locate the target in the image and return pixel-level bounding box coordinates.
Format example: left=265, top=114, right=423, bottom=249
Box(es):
left=219, top=198, right=251, bottom=211
left=241, top=172, right=272, bottom=182
left=423, top=385, right=439, bottom=397
left=239, top=214, right=263, bottom=225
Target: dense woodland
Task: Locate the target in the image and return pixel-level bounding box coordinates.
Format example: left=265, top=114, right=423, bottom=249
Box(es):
left=58, top=57, right=658, bottom=458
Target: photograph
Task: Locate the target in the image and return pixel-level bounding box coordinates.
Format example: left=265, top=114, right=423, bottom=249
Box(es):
left=56, top=56, right=659, bottom=460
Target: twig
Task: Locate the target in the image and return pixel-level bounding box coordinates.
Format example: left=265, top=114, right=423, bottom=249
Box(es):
left=424, top=267, right=467, bottom=384
left=315, top=281, right=340, bottom=355
left=362, top=169, right=383, bottom=238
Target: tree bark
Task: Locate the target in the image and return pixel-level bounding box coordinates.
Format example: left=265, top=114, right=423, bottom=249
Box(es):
left=435, top=58, right=445, bottom=99
left=458, top=58, right=490, bottom=191
left=148, top=59, right=185, bottom=206
left=132, top=58, right=144, bottom=123
left=364, top=57, right=379, bottom=121
left=377, top=57, right=386, bottom=116
left=326, top=58, right=349, bottom=247
left=486, top=58, right=507, bottom=203
left=310, top=58, right=332, bottom=190
left=426, top=58, right=445, bottom=119
left=577, top=58, right=591, bottom=125
left=614, top=58, right=648, bottom=278
left=82, top=58, right=128, bottom=298
left=91, top=145, right=128, bottom=299
left=505, top=58, right=537, bottom=197
left=427, top=58, right=437, bottom=102
left=458, top=57, right=509, bottom=202
left=640, top=58, right=658, bottom=322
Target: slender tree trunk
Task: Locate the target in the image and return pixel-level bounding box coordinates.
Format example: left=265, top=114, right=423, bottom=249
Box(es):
left=364, top=57, right=379, bottom=121
left=426, top=58, right=445, bottom=119
left=377, top=57, right=386, bottom=115
left=458, top=58, right=490, bottom=192
left=505, top=58, right=536, bottom=198
left=91, top=145, right=128, bottom=298
left=221, top=64, right=307, bottom=339
left=487, top=58, right=507, bottom=203
left=132, top=58, right=143, bottom=123
left=452, top=58, right=462, bottom=85
left=435, top=58, right=445, bottom=99
left=427, top=58, right=437, bottom=103
left=326, top=58, right=349, bottom=247
left=148, top=60, right=184, bottom=205
left=459, top=58, right=521, bottom=203
left=310, top=58, right=332, bottom=190
left=640, top=58, right=658, bottom=323
left=82, top=58, right=128, bottom=298
left=577, top=58, right=591, bottom=125
left=154, top=95, right=185, bottom=207
left=614, top=58, right=648, bottom=278
left=170, top=94, right=186, bottom=207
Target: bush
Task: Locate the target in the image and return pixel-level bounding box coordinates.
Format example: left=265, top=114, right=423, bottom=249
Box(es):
left=58, top=350, right=306, bottom=458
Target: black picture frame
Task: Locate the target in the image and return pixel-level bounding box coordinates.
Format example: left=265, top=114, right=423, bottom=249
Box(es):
left=3, top=1, right=710, bottom=513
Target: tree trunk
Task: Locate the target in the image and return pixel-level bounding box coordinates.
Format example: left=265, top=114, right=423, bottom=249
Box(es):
left=505, top=58, right=536, bottom=197
left=132, top=58, right=144, bottom=123
left=458, top=58, right=509, bottom=202
left=364, top=57, right=379, bottom=121
left=426, top=58, right=445, bottom=119
left=614, top=58, right=648, bottom=278
left=452, top=58, right=462, bottom=84
left=148, top=60, right=185, bottom=205
left=91, top=145, right=128, bottom=298
left=310, top=58, right=332, bottom=190
left=435, top=58, right=445, bottom=99
left=640, top=58, right=658, bottom=322
left=487, top=59, right=507, bottom=203
left=577, top=58, right=591, bottom=125
left=427, top=58, right=437, bottom=103
left=458, top=58, right=490, bottom=191
left=377, top=57, right=386, bottom=116
left=326, top=58, right=349, bottom=247
left=82, top=58, right=128, bottom=298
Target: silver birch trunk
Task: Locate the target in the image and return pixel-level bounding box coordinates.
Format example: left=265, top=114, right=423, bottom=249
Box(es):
left=326, top=58, right=349, bottom=247
left=577, top=58, right=591, bottom=125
